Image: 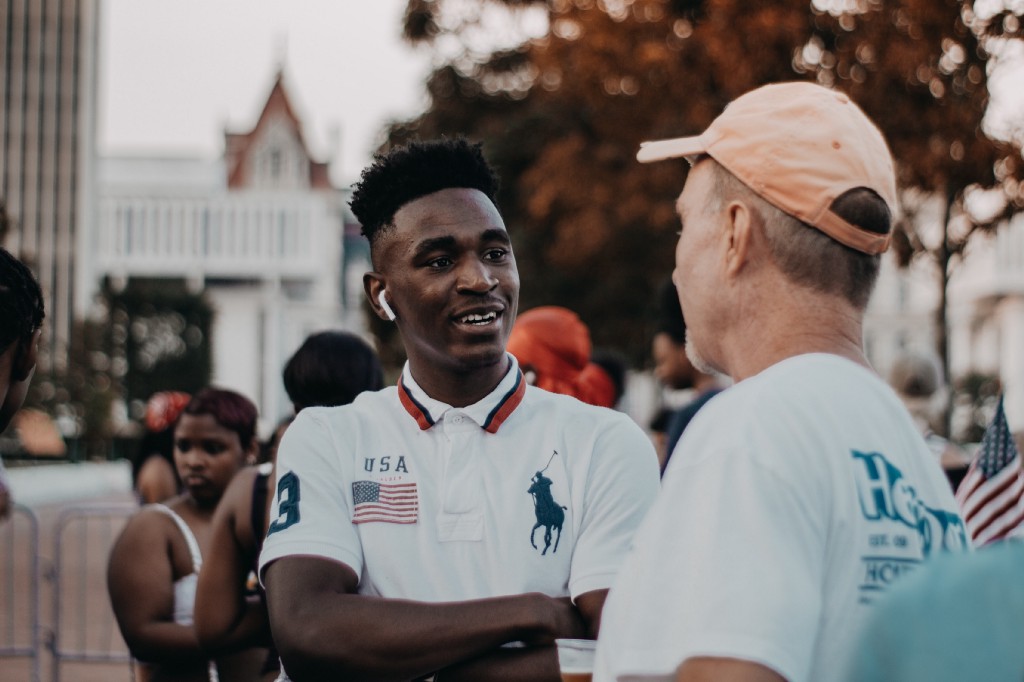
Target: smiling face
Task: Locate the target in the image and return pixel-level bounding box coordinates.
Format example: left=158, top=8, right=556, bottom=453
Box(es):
left=368, top=187, right=520, bottom=394
left=173, top=413, right=247, bottom=507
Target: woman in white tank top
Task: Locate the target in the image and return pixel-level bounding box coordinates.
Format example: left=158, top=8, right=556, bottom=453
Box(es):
left=108, top=388, right=268, bottom=682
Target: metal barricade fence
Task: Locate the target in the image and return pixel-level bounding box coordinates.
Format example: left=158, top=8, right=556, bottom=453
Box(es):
left=0, top=504, right=41, bottom=682
left=47, top=502, right=136, bottom=682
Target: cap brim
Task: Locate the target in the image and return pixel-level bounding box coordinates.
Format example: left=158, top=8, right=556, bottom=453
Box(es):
left=636, top=135, right=706, bottom=163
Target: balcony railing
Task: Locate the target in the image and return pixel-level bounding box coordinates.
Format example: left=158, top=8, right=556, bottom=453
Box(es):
left=95, top=194, right=338, bottom=279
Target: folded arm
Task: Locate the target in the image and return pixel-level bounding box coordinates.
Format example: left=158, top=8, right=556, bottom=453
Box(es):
left=195, top=469, right=271, bottom=653
left=264, top=556, right=588, bottom=682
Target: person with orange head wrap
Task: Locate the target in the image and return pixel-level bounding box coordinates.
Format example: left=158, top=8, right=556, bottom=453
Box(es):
left=507, top=306, right=617, bottom=408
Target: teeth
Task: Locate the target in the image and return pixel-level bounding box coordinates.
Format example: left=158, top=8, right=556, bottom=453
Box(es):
left=461, top=312, right=497, bottom=325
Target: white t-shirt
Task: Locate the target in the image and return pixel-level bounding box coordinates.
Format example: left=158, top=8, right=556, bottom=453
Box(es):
left=259, top=355, right=660, bottom=603
left=594, top=354, right=968, bottom=682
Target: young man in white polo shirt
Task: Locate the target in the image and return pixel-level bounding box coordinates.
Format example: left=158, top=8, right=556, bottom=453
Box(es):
left=260, top=138, right=660, bottom=681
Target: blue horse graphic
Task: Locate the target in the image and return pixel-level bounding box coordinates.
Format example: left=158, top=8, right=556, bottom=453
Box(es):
left=528, top=471, right=566, bottom=555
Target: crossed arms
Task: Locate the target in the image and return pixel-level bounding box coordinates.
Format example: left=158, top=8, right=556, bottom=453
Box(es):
left=263, top=556, right=603, bottom=682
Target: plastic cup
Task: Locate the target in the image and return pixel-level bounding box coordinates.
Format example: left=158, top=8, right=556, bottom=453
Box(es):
left=555, top=638, right=596, bottom=682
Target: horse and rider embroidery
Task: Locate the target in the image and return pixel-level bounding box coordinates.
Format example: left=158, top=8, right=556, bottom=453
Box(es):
left=528, top=450, right=567, bottom=555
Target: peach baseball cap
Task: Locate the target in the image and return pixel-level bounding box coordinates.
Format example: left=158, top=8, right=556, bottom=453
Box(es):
left=637, top=81, right=896, bottom=255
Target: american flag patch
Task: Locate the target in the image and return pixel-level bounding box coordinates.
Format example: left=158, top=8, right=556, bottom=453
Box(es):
left=352, top=480, right=418, bottom=524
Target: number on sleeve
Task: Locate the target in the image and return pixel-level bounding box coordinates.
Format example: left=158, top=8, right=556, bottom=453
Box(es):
left=268, top=471, right=300, bottom=535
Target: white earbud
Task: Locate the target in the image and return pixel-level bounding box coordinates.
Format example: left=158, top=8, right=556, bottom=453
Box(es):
left=378, top=290, right=397, bottom=321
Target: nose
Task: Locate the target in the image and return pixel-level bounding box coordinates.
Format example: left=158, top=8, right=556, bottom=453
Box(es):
left=179, top=446, right=206, bottom=471
left=456, top=256, right=498, bottom=294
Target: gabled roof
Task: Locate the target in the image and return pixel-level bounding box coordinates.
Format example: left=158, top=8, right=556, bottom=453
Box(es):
left=224, top=69, right=334, bottom=190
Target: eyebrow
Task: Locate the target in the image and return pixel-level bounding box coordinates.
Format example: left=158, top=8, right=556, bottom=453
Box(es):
left=481, top=229, right=512, bottom=246
left=411, top=229, right=511, bottom=260
left=412, top=236, right=457, bottom=261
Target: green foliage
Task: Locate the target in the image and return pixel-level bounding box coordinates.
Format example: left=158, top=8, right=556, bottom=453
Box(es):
left=18, top=281, right=212, bottom=460
left=105, top=278, right=214, bottom=407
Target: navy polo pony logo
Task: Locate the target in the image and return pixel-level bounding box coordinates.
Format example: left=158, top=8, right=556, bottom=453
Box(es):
left=528, top=454, right=566, bottom=555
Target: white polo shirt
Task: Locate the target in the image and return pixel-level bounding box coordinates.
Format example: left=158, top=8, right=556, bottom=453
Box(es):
left=259, top=355, right=660, bottom=602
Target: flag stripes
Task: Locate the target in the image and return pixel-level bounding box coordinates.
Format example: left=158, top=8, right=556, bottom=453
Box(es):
left=955, top=397, right=1024, bottom=545
left=352, top=480, right=419, bottom=524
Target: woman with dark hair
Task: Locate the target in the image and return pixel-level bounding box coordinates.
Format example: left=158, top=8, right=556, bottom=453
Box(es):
left=195, top=332, right=383, bottom=681
left=131, top=391, right=191, bottom=504
left=108, top=387, right=266, bottom=682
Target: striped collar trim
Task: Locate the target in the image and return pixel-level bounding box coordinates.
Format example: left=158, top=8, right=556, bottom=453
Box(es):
left=482, top=370, right=525, bottom=433
left=397, top=377, right=435, bottom=430
left=397, top=356, right=526, bottom=433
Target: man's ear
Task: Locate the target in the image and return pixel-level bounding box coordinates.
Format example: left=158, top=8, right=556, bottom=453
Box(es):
left=363, top=272, right=392, bottom=322
left=723, top=200, right=755, bottom=279
left=12, top=329, right=41, bottom=382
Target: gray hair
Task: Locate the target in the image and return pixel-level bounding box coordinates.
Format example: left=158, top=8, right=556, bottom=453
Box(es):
left=705, top=160, right=888, bottom=309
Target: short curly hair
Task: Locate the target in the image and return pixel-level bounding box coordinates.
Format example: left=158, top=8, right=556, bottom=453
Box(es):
left=349, top=138, right=500, bottom=249
left=0, top=246, right=45, bottom=354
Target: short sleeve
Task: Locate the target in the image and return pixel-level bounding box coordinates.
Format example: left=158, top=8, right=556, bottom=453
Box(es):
left=258, top=409, right=363, bottom=582
left=569, top=414, right=660, bottom=599
left=601, top=438, right=827, bottom=682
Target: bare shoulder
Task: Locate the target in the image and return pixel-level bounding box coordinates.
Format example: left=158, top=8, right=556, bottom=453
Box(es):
left=109, top=505, right=178, bottom=569
left=136, top=456, right=178, bottom=503
left=222, top=466, right=260, bottom=509
left=119, top=504, right=179, bottom=542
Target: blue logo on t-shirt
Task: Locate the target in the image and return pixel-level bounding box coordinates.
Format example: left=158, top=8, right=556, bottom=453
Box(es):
left=852, top=450, right=968, bottom=555
left=852, top=450, right=968, bottom=602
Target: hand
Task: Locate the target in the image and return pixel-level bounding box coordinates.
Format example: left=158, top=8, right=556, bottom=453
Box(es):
left=522, top=594, right=587, bottom=646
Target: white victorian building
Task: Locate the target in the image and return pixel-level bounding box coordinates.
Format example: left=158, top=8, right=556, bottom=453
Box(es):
left=91, top=72, right=367, bottom=429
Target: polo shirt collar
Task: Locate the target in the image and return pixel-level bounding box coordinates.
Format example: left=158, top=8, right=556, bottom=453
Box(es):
left=397, top=354, right=526, bottom=434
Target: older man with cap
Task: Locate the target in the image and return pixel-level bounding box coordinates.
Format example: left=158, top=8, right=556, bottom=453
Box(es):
left=593, top=82, right=969, bottom=682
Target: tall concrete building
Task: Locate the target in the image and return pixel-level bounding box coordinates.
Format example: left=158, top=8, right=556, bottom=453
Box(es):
left=0, top=0, right=100, bottom=373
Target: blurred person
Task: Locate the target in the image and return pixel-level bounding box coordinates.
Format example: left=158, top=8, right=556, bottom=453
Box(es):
left=259, top=415, right=294, bottom=466
left=194, top=331, right=383, bottom=682
left=259, top=138, right=659, bottom=681
left=108, top=387, right=266, bottom=682
left=888, top=349, right=971, bottom=490
left=590, top=347, right=630, bottom=409
left=507, top=305, right=619, bottom=408
left=647, top=407, right=673, bottom=465
left=0, top=247, right=44, bottom=521
left=651, top=280, right=725, bottom=473
left=595, top=82, right=968, bottom=682
left=132, top=391, right=192, bottom=504
left=841, top=536, right=1024, bottom=681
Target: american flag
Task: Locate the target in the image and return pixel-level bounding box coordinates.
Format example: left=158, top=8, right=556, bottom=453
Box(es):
left=955, top=397, right=1024, bottom=545
left=351, top=480, right=418, bottom=524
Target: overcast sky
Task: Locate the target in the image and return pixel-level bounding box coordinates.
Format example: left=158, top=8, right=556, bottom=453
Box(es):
left=99, top=0, right=434, bottom=185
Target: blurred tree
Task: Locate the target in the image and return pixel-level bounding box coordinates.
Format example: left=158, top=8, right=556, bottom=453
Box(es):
left=390, top=0, right=1023, bottom=406
left=105, top=278, right=213, bottom=412
left=22, top=279, right=212, bottom=460
left=25, top=317, right=120, bottom=459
